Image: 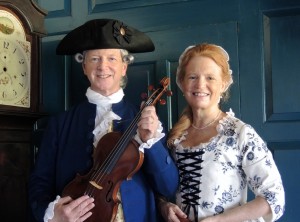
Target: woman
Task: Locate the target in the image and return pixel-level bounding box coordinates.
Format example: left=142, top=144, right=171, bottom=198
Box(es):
left=158, top=43, right=285, bottom=222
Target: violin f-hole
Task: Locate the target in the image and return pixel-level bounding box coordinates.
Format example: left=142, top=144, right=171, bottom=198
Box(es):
left=106, top=180, right=114, bottom=202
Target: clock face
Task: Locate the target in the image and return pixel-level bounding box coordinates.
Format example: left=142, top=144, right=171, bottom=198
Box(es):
left=0, top=38, right=31, bottom=107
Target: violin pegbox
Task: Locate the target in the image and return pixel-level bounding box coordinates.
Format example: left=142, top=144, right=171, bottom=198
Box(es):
left=140, top=77, right=172, bottom=106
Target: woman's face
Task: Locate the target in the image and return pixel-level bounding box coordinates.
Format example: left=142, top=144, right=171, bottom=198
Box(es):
left=181, top=56, right=226, bottom=111
left=82, top=49, right=127, bottom=96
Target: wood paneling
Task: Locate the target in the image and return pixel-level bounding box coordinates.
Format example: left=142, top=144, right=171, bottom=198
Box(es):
left=33, top=1, right=300, bottom=222
left=263, top=12, right=300, bottom=122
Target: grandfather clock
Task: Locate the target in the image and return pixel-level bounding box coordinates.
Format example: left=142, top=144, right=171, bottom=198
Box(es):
left=0, top=0, right=47, bottom=221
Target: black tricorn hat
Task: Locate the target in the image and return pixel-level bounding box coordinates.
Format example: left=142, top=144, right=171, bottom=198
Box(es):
left=56, top=19, right=155, bottom=55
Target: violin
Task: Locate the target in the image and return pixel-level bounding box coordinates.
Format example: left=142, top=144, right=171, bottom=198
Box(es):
left=62, top=77, right=172, bottom=222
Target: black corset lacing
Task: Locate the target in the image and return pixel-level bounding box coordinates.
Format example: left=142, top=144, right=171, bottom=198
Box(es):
left=176, top=149, right=205, bottom=222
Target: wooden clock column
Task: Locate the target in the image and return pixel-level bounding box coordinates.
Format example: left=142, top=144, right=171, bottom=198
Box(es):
left=0, top=0, right=47, bottom=221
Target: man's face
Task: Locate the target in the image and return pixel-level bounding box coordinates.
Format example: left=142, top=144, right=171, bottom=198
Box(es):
left=82, top=49, right=128, bottom=96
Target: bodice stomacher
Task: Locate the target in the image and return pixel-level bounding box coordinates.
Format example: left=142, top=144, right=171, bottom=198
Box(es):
left=176, top=149, right=205, bottom=222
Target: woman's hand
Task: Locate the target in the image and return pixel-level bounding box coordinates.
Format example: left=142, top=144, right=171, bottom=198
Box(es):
left=137, top=105, right=159, bottom=142
left=49, top=195, right=95, bottom=222
left=159, top=201, right=189, bottom=222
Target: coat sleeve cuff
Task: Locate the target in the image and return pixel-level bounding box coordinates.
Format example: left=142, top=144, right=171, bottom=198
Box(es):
left=133, top=121, right=165, bottom=152
left=43, top=195, right=60, bottom=222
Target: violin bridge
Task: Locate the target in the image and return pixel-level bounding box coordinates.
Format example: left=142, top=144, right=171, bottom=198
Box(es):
left=89, top=180, right=103, bottom=190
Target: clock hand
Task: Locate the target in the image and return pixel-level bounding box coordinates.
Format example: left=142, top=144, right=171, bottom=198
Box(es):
left=0, top=63, right=5, bottom=75
left=0, top=63, right=12, bottom=83
left=0, top=54, right=7, bottom=74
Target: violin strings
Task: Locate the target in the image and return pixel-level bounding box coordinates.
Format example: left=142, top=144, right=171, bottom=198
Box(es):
left=85, top=97, right=151, bottom=196
left=95, top=92, right=155, bottom=175
left=85, top=88, right=160, bottom=197
left=85, top=110, right=142, bottom=197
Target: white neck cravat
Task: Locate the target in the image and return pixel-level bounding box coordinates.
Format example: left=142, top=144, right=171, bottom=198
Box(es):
left=86, top=87, right=124, bottom=147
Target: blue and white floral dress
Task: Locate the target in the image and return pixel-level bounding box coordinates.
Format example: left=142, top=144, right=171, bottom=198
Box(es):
left=172, top=111, right=285, bottom=222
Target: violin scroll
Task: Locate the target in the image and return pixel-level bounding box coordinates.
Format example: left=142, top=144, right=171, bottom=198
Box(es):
left=140, top=77, right=172, bottom=106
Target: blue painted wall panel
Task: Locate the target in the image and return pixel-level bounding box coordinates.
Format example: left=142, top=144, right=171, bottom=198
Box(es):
left=36, top=0, right=300, bottom=221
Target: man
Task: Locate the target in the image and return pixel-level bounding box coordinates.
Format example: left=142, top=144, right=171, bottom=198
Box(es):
left=29, top=19, right=178, bottom=222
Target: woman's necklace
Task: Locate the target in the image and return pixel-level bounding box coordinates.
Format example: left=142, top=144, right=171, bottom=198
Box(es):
left=192, top=110, right=221, bottom=130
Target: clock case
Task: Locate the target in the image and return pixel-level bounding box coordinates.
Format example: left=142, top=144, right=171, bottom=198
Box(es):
left=0, top=2, right=47, bottom=220
left=0, top=0, right=47, bottom=115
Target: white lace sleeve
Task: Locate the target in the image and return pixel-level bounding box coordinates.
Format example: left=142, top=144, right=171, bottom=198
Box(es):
left=43, top=195, right=61, bottom=222
left=134, top=121, right=165, bottom=152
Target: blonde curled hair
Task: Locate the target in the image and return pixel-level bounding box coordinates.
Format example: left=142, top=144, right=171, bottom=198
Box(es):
left=167, top=43, right=233, bottom=148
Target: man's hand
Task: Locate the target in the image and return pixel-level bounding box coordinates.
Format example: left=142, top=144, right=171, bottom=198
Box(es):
left=49, top=195, right=95, bottom=222
left=137, top=105, right=159, bottom=142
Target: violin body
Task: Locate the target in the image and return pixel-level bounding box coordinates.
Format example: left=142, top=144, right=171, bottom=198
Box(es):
left=62, top=132, right=144, bottom=222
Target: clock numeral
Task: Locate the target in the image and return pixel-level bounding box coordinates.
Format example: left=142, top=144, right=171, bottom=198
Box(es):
left=19, top=59, right=25, bottom=64
left=21, top=72, right=27, bottom=77
left=1, top=90, right=17, bottom=99
left=3, top=41, right=18, bottom=54
left=3, top=41, right=9, bottom=49
left=19, top=82, right=24, bottom=88
left=2, top=91, right=7, bottom=98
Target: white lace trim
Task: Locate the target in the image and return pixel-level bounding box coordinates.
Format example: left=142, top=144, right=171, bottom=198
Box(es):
left=174, top=109, right=235, bottom=147
left=134, top=121, right=165, bottom=152
left=43, top=195, right=60, bottom=222
left=86, top=88, right=124, bottom=146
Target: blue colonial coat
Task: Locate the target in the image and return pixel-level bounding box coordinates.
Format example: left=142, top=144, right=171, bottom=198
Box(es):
left=29, top=99, right=179, bottom=222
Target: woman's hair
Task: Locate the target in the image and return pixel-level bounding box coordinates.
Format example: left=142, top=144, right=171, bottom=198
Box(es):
left=167, top=43, right=233, bottom=148
left=75, top=49, right=134, bottom=89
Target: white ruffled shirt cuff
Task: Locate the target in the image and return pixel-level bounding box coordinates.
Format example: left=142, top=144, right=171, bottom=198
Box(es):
left=134, top=121, right=165, bottom=153
left=43, top=195, right=61, bottom=222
